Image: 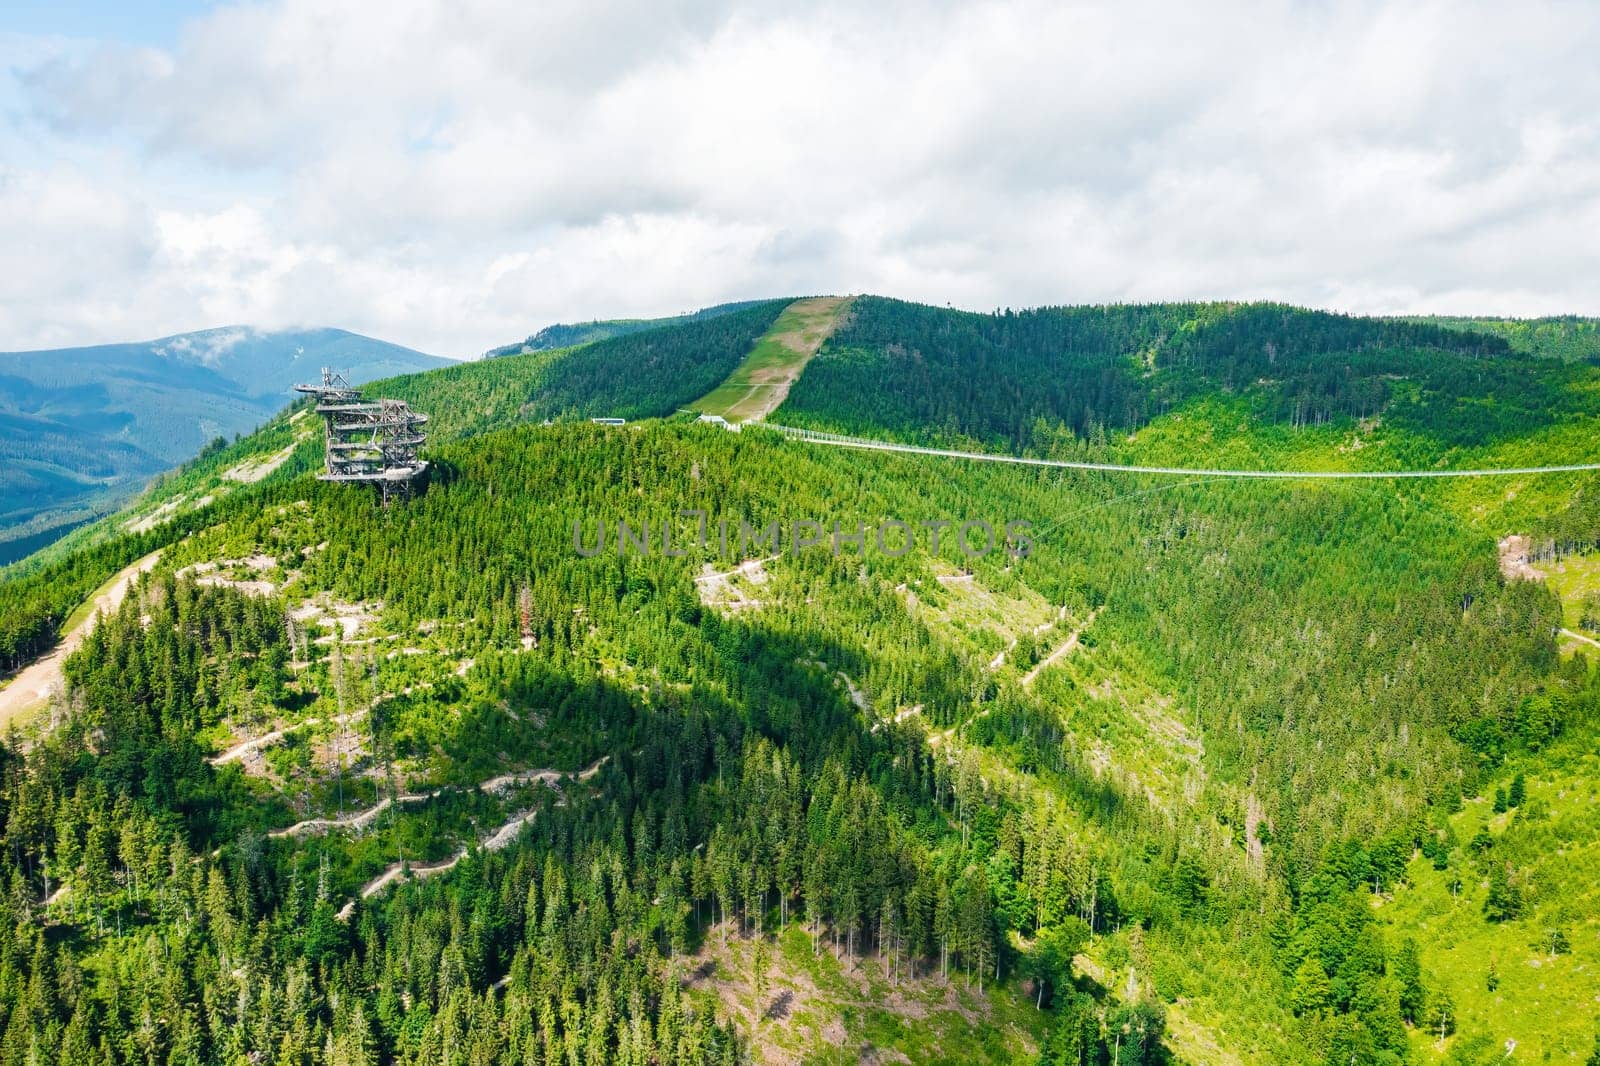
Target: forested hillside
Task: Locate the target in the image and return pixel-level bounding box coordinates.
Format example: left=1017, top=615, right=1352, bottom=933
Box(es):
left=0, top=300, right=790, bottom=594
left=2, top=296, right=1599, bottom=1063
left=781, top=298, right=1595, bottom=456
left=389, top=299, right=791, bottom=435
left=1401, top=315, right=1600, bottom=363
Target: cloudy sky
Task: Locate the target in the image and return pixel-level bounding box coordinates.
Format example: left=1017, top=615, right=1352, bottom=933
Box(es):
left=3, top=0, right=1599, bottom=358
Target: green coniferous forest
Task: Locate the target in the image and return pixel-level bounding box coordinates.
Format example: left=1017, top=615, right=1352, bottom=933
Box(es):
left=2, top=297, right=1599, bottom=1064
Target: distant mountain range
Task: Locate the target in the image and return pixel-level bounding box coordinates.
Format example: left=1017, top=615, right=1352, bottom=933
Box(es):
left=483, top=299, right=769, bottom=357
left=0, top=327, right=448, bottom=563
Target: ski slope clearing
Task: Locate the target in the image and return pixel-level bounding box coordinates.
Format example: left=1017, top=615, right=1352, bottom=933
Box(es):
left=693, top=296, right=852, bottom=423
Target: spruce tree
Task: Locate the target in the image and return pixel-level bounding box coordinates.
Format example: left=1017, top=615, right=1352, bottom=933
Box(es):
left=1291, top=957, right=1333, bottom=1016
left=1484, top=863, right=1521, bottom=923
left=1392, top=938, right=1425, bottom=1024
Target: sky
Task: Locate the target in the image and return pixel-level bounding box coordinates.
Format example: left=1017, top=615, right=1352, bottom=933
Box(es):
left=2, top=1, right=1599, bottom=359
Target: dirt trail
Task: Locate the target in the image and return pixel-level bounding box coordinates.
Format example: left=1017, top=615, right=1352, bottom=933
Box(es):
left=223, top=442, right=297, bottom=483
left=479, top=756, right=607, bottom=794
left=694, top=556, right=775, bottom=611
left=988, top=606, right=1068, bottom=670
left=210, top=708, right=369, bottom=766
left=341, top=852, right=465, bottom=918
left=0, top=550, right=164, bottom=729
left=335, top=756, right=609, bottom=919
left=832, top=671, right=868, bottom=712
left=1561, top=628, right=1600, bottom=649
left=1019, top=608, right=1102, bottom=686
left=283, top=756, right=608, bottom=841
left=921, top=611, right=1101, bottom=748
left=483, top=810, right=542, bottom=849
left=269, top=790, right=439, bottom=838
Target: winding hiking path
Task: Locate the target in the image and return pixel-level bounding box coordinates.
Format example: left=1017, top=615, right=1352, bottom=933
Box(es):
left=694, top=556, right=776, bottom=611
left=479, top=758, right=607, bottom=794
left=0, top=550, right=163, bottom=729
left=767, top=424, right=1600, bottom=479
left=270, top=790, right=439, bottom=838
left=277, top=756, right=609, bottom=841
left=919, top=610, right=1102, bottom=749
left=211, top=708, right=369, bottom=766
left=334, top=756, right=610, bottom=919
left=1561, top=628, right=1600, bottom=650
left=1019, top=608, right=1102, bottom=686
left=342, top=853, right=464, bottom=918
left=988, top=606, right=1069, bottom=670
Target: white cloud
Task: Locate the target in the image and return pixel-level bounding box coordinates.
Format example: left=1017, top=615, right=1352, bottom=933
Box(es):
left=3, top=0, right=1600, bottom=358
left=155, top=326, right=253, bottom=366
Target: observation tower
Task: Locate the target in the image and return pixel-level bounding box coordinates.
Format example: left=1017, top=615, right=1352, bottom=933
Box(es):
left=293, top=369, right=429, bottom=503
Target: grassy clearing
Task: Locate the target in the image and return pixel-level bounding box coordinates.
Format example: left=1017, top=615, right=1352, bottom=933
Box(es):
left=694, top=297, right=852, bottom=423
left=1372, top=741, right=1600, bottom=1061
left=683, top=922, right=1040, bottom=1065
left=903, top=561, right=1063, bottom=668
left=1534, top=551, right=1600, bottom=635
